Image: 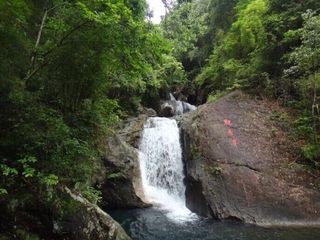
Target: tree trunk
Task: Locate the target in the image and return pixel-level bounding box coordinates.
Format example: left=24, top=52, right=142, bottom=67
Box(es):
left=25, top=4, right=48, bottom=80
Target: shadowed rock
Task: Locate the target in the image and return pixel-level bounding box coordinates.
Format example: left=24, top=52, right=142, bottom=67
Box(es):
left=61, top=187, right=131, bottom=240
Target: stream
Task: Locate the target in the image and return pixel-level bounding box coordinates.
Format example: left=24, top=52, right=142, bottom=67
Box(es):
left=110, top=208, right=320, bottom=240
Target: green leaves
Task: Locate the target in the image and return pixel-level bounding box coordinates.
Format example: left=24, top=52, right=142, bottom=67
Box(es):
left=302, top=143, right=320, bottom=164
left=76, top=0, right=133, bottom=26
left=0, top=155, right=59, bottom=196
left=184, top=0, right=269, bottom=95
left=287, top=11, right=320, bottom=74
left=162, top=1, right=208, bottom=59
left=40, top=174, right=59, bottom=186
left=232, top=0, right=268, bottom=55
left=0, top=164, right=18, bottom=177
left=18, top=156, right=37, bottom=165
left=0, top=188, right=8, bottom=195
left=0, top=1, right=180, bottom=234
left=75, top=184, right=102, bottom=204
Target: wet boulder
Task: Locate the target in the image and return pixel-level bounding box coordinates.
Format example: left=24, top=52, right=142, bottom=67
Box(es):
left=159, top=102, right=175, bottom=117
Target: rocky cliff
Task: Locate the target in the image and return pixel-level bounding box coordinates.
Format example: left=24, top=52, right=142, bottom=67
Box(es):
left=179, top=91, right=320, bottom=225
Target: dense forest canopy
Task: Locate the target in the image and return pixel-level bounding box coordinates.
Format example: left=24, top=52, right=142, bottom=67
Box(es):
left=0, top=0, right=320, bottom=238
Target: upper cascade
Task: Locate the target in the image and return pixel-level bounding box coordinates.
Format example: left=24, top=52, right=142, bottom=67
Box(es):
left=159, top=93, right=196, bottom=117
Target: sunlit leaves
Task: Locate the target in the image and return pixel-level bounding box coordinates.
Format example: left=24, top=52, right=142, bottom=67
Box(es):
left=0, top=188, right=8, bottom=195
left=232, top=0, right=268, bottom=56
left=18, top=156, right=37, bottom=178
left=76, top=0, right=134, bottom=27
left=0, top=164, right=18, bottom=178
left=40, top=174, right=59, bottom=186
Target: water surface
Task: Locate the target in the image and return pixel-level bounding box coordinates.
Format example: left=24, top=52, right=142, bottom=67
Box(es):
left=110, top=208, right=320, bottom=240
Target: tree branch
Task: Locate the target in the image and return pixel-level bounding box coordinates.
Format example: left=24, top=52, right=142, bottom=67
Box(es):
left=42, top=20, right=91, bottom=59
left=24, top=20, right=91, bottom=82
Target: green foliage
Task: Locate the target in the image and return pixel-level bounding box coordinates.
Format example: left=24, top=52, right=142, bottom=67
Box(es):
left=164, top=0, right=320, bottom=102
left=18, top=156, right=37, bottom=178
left=0, top=0, right=31, bottom=99
left=209, top=166, right=224, bottom=176
left=196, top=0, right=268, bottom=94
left=0, top=188, right=8, bottom=195
left=283, top=10, right=320, bottom=166
left=75, top=183, right=102, bottom=205
left=2, top=0, right=320, bottom=235
left=207, top=91, right=226, bottom=103
left=15, top=229, right=40, bottom=240
left=0, top=164, right=18, bottom=177
left=107, top=172, right=126, bottom=180
left=292, top=116, right=315, bottom=138
left=162, top=1, right=208, bottom=59
left=40, top=174, right=59, bottom=187
left=285, top=11, right=320, bottom=103
left=302, top=143, right=320, bottom=166
left=232, top=0, right=268, bottom=56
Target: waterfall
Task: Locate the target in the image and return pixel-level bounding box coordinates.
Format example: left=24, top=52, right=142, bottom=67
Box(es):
left=139, top=117, right=195, bottom=222
left=161, top=93, right=197, bottom=117
left=169, top=93, right=176, bottom=101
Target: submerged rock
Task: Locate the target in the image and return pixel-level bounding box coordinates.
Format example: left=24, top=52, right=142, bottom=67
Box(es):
left=180, top=90, right=320, bottom=226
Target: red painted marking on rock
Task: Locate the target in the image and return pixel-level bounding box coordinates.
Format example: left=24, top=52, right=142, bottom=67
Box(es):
left=231, top=139, right=238, bottom=146
left=224, top=119, right=232, bottom=126
left=227, top=129, right=234, bottom=137
left=223, top=118, right=239, bottom=147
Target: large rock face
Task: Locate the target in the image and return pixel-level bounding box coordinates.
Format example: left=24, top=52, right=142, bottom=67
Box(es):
left=180, top=91, right=320, bottom=225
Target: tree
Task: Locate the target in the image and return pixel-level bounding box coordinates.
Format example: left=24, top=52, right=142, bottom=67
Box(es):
left=286, top=10, right=320, bottom=135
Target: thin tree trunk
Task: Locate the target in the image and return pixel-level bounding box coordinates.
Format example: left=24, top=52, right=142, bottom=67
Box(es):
left=25, top=4, right=48, bottom=80
left=24, top=21, right=90, bottom=82
left=311, top=57, right=319, bottom=143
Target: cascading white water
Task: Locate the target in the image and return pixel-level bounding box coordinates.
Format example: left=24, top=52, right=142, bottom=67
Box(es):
left=166, top=93, right=197, bottom=116
left=139, top=117, right=196, bottom=222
